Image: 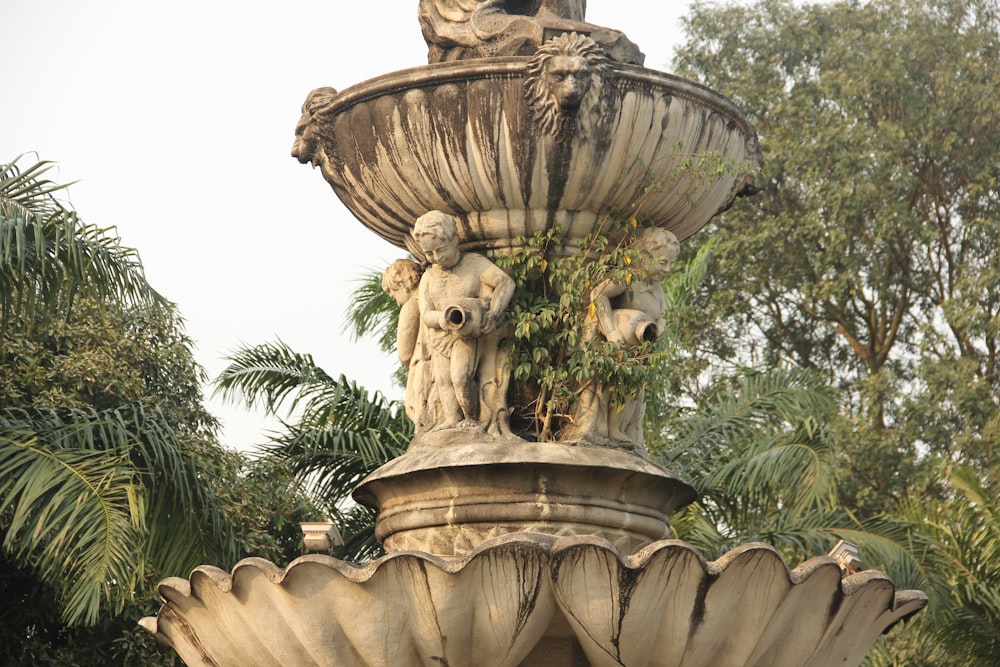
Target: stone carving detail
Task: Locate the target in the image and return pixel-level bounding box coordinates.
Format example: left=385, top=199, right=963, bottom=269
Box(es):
left=525, top=32, right=613, bottom=139
left=418, top=0, right=644, bottom=65
left=142, top=535, right=927, bottom=667
left=564, top=228, right=680, bottom=451
left=381, top=259, right=435, bottom=431
left=412, top=211, right=516, bottom=434
left=290, top=86, right=337, bottom=168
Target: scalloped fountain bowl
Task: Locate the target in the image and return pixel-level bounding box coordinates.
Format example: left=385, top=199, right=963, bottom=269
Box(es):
left=141, top=535, right=925, bottom=667
left=294, top=59, right=761, bottom=256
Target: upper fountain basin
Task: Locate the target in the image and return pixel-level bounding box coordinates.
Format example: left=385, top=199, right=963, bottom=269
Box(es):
left=294, top=58, right=761, bottom=256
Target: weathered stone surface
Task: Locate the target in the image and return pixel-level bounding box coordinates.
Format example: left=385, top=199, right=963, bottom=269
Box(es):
left=411, top=211, right=517, bottom=435
left=293, top=59, right=761, bottom=258
left=353, top=441, right=697, bottom=555
left=141, top=535, right=927, bottom=667
left=418, top=0, right=645, bottom=65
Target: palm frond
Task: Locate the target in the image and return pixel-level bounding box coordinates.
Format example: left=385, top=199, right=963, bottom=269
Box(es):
left=0, top=433, right=144, bottom=626
left=343, top=268, right=399, bottom=356
left=663, top=367, right=839, bottom=515
left=662, top=236, right=717, bottom=313
left=262, top=377, right=411, bottom=505
left=0, top=155, right=72, bottom=220
left=217, top=341, right=411, bottom=550
left=0, top=405, right=237, bottom=624
left=214, top=339, right=335, bottom=415
left=1, top=156, right=162, bottom=332
left=905, top=468, right=1000, bottom=659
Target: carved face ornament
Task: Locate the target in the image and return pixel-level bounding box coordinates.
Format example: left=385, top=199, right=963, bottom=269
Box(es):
left=639, top=229, right=680, bottom=281
left=542, top=55, right=593, bottom=111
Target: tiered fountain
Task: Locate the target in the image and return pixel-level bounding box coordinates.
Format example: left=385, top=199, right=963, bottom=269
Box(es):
left=141, top=3, right=925, bottom=665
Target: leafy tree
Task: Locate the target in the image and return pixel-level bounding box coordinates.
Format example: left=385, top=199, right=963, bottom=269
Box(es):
left=670, top=0, right=1000, bottom=513
left=665, top=2, right=1000, bottom=663
left=0, top=156, right=316, bottom=664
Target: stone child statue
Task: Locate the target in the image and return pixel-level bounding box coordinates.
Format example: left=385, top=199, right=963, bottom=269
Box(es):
left=381, top=258, right=433, bottom=430
left=564, top=227, right=681, bottom=451
left=412, top=211, right=516, bottom=433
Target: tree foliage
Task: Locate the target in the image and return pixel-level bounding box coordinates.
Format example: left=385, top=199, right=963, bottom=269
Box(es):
left=666, top=1, right=1000, bottom=663
left=0, top=157, right=162, bottom=334
left=215, top=340, right=411, bottom=560
left=672, top=0, right=1000, bottom=497
left=0, top=156, right=317, bottom=664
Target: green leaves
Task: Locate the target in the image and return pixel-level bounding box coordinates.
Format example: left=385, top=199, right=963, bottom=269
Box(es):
left=667, top=4, right=1000, bottom=661
left=0, top=405, right=224, bottom=626
left=0, top=435, right=142, bottom=627
left=660, top=367, right=840, bottom=546
left=0, top=156, right=163, bottom=335
left=497, top=217, right=662, bottom=440
left=216, top=340, right=411, bottom=560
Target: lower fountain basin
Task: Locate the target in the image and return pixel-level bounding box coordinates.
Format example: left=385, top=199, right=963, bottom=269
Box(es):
left=141, top=535, right=926, bottom=667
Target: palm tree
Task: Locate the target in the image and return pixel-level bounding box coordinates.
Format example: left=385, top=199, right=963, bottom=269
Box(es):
left=658, top=367, right=843, bottom=557
left=0, top=155, right=236, bottom=627
left=215, top=340, right=411, bottom=559
left=912, top=467, right=1000, bottom=664
left=0, top=155, right=161, bottom=334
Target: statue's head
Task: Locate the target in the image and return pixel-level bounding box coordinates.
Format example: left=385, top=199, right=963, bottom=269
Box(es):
left=637, top=228, right=681, bottom=281
left=526, top=33, right=610, bottom=136
left=382, top=258, right=423, bottom=305
left=413, top=211, right=461, bottom=269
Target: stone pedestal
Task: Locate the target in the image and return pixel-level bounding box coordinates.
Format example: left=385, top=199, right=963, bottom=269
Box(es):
left=353, top=442, right=697, bottom=555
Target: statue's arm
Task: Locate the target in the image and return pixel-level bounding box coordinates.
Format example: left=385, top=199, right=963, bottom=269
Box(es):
left=397, top=299, right=420, bottom=365
left=481, top=262, right=516, bottom=334
left=419, top=277, right=445, bottom=330
left=590, top=279, right=627, bottom=344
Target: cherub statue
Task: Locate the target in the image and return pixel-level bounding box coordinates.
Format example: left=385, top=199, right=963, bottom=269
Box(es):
left=564, top=227, right=680, bottom=451
left=412, top=211, right=516, bottom=433
left=381, top=259, right=433, bottom=430
left=418, top=0, right=644, bottom=65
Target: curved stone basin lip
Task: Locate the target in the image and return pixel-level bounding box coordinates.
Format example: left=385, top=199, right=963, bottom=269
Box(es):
left=315, top=57, right=757, bottom=141
left=360, top=439, right=689, bottom=480
left=141, top=534, right=927, bottom=667
left=352, top=441, right=698, bottom=512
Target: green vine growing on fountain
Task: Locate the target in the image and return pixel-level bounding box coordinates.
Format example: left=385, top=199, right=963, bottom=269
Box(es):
left=496, top=149, right=754, bottom=442
left=497, top=213, right=666, bottom=442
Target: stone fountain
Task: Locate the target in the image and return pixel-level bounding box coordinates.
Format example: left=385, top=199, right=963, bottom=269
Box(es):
left=141, top=2, right=925, bottom=665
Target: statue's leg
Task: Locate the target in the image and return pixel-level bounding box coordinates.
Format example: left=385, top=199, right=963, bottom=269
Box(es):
left=434, top=354, right=462, bottom=429
left=451, top=339, right=480, bottom=426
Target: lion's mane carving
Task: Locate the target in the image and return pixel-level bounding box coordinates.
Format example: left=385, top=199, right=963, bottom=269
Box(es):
left=525, top=33, right=614, bottom=139
left=292, top=86, right=338, bottom=168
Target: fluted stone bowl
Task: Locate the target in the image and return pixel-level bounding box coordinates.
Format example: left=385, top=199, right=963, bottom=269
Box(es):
left=141, top=535, right=925, bottom=667
left=295, top=59, right=761, bottom=256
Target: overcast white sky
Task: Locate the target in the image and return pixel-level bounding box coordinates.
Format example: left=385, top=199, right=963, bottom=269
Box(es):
left=0, top=1, right=692, bottom=452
